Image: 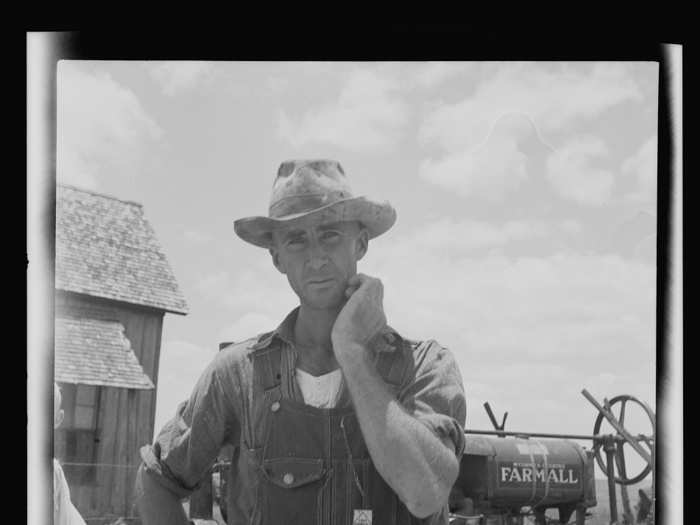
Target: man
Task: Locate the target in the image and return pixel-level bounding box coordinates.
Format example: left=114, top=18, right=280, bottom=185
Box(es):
left=54, top=383, right=87, bottom=525
left=135, top=160, right=466, bottom=524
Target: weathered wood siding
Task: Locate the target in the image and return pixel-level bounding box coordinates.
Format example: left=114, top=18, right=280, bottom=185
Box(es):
left=56, top=290, right=165, bottom=522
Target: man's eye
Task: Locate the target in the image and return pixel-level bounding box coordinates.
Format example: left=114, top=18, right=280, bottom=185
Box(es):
left=321, top=231, right=341, bottom=242
left=286, top=238, right=305, bottom=248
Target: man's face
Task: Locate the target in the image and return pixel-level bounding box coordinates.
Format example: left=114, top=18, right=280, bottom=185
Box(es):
left=271, top=221, right=368, bottom=310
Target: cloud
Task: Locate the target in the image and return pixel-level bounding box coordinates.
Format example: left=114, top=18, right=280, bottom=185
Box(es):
left=419, top=132, right=529, bottom=200
left=183, top=229, right=215, bottom=244
left=546, top=136, right=615, bottom=206
left=622, top=135, right=657, bottom=203
left=396, top=218, right=550, bottom=257
left=361, top=220, right=656, bottom=432
left=153, top=340, right=219, bottom=433
left=417, top=63, right=642, bottom=202
left=194, top=265, right=297, bottom=318
left=603, top=211, right=656, bottom=261
left=57, top=63, right=162, bottom=189
left=561, top=219, right=584, bottom=235
left=410, top=62, right=474, bottom=89
left=277, top=67, right=409, bottom=152
left=148, top=61, right=216, bottom=96
left=217, top=312, right=278, bottom=345
left=584, top=372, right=619, bottom=399
left=420, top=62, right=642, bottom=153
left=194, top=270, right=230, bottom=295
left=419, top=111, right=556, bottom=201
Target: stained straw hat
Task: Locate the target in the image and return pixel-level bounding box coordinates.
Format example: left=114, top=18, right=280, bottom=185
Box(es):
left=234, top=160, right=396, bottom=248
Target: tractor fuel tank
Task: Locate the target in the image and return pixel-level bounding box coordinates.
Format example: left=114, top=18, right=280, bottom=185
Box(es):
left=455, top=436, right=597, bottom=510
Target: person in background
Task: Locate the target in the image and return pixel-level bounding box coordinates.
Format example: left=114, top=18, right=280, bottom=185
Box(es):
left=54, top=382, right=87, bottom=525
left=136, top=159, right=467, bottom=524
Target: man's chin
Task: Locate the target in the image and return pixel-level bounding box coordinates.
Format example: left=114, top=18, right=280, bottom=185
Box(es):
left=302, top=292, right=345, bottom=311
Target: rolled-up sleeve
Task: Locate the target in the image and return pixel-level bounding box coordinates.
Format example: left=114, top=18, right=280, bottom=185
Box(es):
left=398, top=340, right=467, bottom=458
left=140, top=352, right=241, bottom=498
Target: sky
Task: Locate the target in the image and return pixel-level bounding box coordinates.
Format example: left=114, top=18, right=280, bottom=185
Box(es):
left=56, top=60, right=658, bottom=478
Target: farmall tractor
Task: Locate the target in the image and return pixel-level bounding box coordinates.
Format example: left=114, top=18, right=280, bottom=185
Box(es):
left=448, top=390, right=656, bottom=525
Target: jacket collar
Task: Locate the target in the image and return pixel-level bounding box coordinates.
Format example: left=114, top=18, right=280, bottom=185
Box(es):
left=250, top=306, right=404, bottom=353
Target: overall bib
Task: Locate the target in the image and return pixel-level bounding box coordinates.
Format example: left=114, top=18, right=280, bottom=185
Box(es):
left=249, top=342, right=431, bottom=525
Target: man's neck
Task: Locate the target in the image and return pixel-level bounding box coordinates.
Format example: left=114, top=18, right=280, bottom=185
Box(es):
left=293, top=303, right=342, bottom=375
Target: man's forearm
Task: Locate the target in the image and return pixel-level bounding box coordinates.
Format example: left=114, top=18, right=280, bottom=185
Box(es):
left=135, top=464, right=191, bottom=525
left=336, top=342, right=459, bottom=518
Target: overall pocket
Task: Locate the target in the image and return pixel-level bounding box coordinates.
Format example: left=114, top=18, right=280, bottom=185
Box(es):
left=259, top=457, right=327, bottom=525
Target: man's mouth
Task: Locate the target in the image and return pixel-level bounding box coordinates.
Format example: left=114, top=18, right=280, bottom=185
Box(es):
left=307, top=278, right=334, bottom=285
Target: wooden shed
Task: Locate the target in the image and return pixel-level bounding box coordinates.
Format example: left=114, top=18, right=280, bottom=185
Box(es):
left=54, top=184, right=188, bottom=524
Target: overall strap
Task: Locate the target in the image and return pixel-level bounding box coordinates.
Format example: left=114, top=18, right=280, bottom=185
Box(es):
left=249, top=345, right=284, bottom=451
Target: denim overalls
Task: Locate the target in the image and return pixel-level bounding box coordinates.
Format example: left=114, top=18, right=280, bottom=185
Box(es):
left=241, top=334, right=432, bottom=525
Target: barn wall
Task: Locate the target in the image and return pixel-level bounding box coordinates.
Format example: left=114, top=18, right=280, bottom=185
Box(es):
left=56, top=291, right=166, bottom=521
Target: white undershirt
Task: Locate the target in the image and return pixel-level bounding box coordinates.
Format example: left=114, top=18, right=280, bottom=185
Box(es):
left=295, top=367, right=344, bottom=408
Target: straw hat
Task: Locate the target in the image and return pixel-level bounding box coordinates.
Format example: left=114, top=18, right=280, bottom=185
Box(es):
left=234, top=159, right=396, bottom=248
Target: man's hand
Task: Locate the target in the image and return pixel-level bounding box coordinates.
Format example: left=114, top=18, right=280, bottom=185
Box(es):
left=331, top=273, right=387, bottom=353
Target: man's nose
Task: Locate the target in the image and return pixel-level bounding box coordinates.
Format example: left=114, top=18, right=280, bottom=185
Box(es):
left=307, top=239, right=328, bottom=270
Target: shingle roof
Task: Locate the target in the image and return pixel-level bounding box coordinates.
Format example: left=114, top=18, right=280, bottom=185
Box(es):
left=56, top=185, right=188, bottom=314
left=55, top=316, right=155, bottom=390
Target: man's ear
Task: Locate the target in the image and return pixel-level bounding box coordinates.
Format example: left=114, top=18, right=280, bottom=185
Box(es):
left=270, top=247, right=286, bottom=274
left=355, top=227, right=369, bottom=261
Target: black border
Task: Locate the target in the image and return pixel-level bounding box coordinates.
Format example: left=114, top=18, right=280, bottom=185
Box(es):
left=30, top=27, right=681, bottom=524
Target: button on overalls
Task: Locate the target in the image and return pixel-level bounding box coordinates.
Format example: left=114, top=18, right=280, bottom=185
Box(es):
left=249, top=341, right=431, bottom=525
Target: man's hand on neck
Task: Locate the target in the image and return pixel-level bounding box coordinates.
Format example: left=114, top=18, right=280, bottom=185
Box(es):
left=331, top=273, right=387, bottom=359
left=293, top=273, right=386, bottom=374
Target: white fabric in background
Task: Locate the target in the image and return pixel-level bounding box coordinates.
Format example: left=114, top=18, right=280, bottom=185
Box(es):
left=295, top=368, right=344, bottom=408
left=54, top=459, right=87, bottom=525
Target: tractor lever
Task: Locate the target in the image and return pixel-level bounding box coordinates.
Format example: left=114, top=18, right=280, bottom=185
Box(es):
left=483, top=402, right=508, bottom=434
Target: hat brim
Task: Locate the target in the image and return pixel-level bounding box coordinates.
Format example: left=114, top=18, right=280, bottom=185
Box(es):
left=233, top=196, right=396, bottom=249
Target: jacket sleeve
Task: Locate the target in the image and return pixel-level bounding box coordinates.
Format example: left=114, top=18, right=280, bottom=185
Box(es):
left=398, top=340, right=467, bottom=458
left=139, top=349, right=244, bottom=498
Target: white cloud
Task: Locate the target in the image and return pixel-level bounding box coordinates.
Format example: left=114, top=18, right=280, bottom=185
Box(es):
left=183, top=229, right=215, bottom=244
left=603, top=211, right=657, bottom=261
left=584, top=372, right=619, bottom=398
left=622, top=136, right=657, bottom=203
left=417, top=63, right=642, bottom=202
left=419, top=133, right=528, bottom=200
left=361, top=221, right=656, bottom=432
left=277, top=67, right=409, bottom=152
left=367, top=223, right=655, bottom=353
left=194, top=265, right=297, bottom=319
left=546, top=137, right=615, bottom=206
left=154, top=340, right=219, bottom=434
left=561, top=219, right=584, bottom=235
left=148, top=61, right=216, bottom=96
left=217, top=312, right=278, bottom=345
left=420, top=62, right=642, bottom=153
left=57, top=63, right=162, bottom=189
left=194, top=270, right=230, bottom=295
left=410, top=61, right=473, bottom=89
left=397, top=218, right=549, bottom=257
